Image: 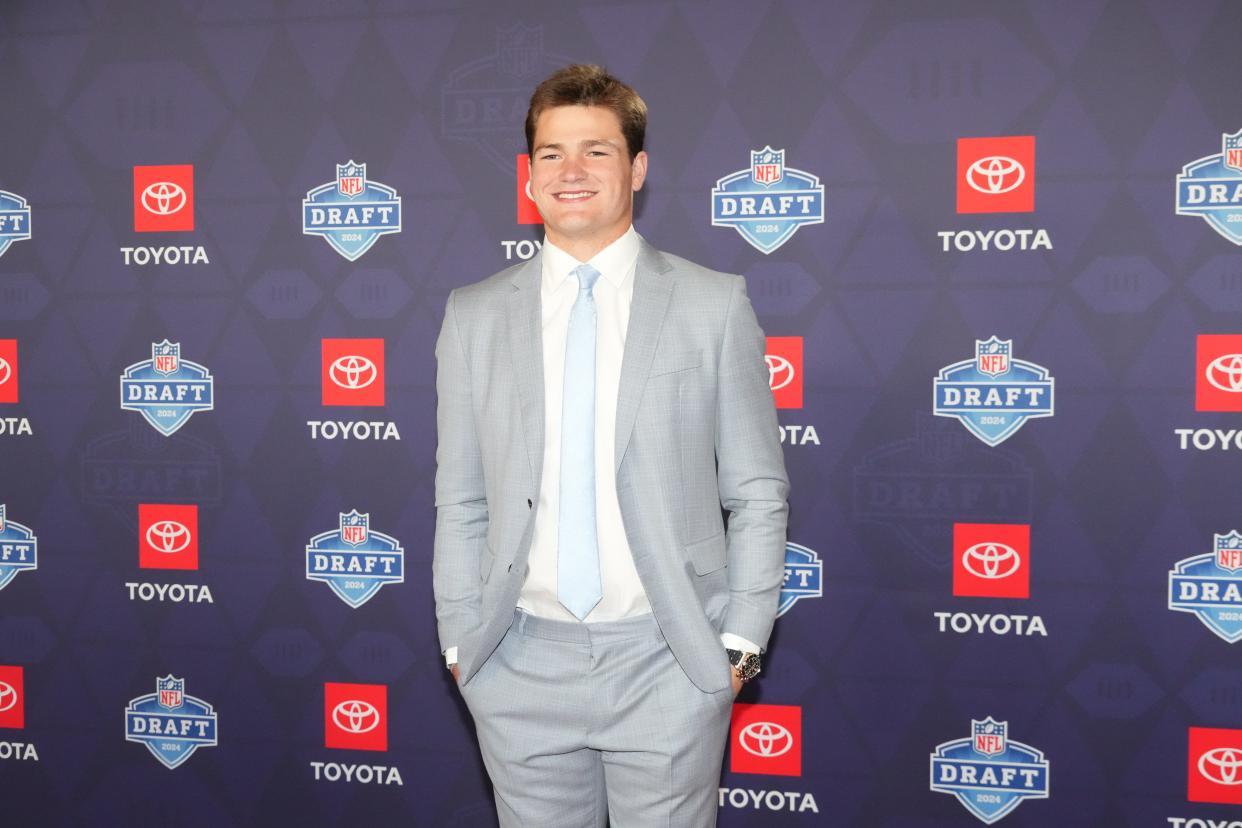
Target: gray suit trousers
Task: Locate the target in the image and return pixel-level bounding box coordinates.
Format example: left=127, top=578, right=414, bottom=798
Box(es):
left=460, top=609, right=735, bottom=827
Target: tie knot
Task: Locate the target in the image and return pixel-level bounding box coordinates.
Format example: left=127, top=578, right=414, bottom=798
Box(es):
left=573, top=264, right=601, bottom=295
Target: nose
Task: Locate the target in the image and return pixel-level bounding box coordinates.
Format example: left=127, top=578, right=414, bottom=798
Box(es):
left=560, top=154, right=587, bottom=182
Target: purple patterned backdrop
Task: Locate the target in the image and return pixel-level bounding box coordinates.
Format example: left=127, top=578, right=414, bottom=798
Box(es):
left=2, top=0, right=1242, bottom=825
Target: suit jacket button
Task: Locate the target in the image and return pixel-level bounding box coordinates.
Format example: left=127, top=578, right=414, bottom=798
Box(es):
left=527, top=499, right=533, bottom=509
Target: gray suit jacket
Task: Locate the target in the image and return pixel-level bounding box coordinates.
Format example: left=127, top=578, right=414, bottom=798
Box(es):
left=432, top=239, right=790, bottom=693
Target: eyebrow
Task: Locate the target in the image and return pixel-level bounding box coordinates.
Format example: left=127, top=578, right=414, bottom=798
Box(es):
left=533, top=138, right=620, bottom=153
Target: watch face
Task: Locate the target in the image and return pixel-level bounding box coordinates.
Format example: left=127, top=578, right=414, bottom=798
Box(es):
left=734, top=653, right=761, bottom=680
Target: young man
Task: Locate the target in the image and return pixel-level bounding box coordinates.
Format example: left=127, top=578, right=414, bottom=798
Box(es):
left=433, top=64, right=789, bottom=826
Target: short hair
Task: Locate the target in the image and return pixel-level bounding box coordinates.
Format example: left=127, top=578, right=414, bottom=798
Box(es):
left=525, top=64, right=647, bottom=159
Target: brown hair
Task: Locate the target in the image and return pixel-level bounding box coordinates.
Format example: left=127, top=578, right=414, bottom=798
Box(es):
left=525, top=64, right=647, bottom=159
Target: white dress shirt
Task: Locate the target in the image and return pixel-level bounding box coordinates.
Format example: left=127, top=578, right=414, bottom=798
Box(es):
left=445, top=226, right=758, bottom=664
left=519, top=226, right=648, bottom=621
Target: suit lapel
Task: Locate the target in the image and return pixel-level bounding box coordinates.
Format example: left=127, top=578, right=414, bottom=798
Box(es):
left=507, top=254, right=545, bottom=485
left=615, top=241, right=674, bottom=472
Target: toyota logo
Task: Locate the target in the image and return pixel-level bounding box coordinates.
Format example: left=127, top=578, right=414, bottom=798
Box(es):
left=738, top=721, right=794, bottom=758
left=329, top=355, right=377, bottom=390
left=962, top=542, right=1021, bottom=579
left=1198, top=747, right=1242, bottom=786
left=0, top=681, right=16, bottom=713
left=966, top=156, right=1025, bottom=195
left=1206, top=353, right=1242, bottom=393
left=332, top=700, right=380, bottom=734
left=0, top=357, right=10, bottom=386
left=146, top=520, right=192, bottom=554
left=141, top=181, right=187, bottom=216
left=765, top=355, right=794, bottom=392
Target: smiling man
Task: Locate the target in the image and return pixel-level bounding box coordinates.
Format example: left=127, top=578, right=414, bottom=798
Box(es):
left=433, top=64, right=789, bottom=827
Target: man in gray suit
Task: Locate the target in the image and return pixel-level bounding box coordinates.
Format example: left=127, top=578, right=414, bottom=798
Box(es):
left=433, top=64, right=789, bottom=826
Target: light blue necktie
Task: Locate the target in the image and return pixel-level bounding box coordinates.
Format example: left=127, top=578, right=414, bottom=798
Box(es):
left=558, top=263, right=603, bottom=620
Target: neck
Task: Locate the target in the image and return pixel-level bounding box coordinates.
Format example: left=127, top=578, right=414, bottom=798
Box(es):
left=546, top=223, right=631, bottom=263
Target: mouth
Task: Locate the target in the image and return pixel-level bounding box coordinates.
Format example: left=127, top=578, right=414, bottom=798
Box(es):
left=553, top=190, right=596, bottom=202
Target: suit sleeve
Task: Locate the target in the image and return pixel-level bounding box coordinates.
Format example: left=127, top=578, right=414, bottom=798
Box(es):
left=715, top=274, right=790, bottom=652
left=432, top=289, right=488, bottom=656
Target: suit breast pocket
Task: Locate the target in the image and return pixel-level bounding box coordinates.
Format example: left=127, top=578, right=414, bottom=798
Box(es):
left=649, top=349, right=701, bottom=377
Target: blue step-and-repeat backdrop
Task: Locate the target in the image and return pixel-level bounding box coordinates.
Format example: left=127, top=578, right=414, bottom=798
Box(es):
left=2, top=0, right=1242, bottom=825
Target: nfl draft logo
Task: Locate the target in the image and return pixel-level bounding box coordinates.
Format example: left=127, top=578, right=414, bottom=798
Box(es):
left=0, top=505, right=37, bottom=592
left=930, top=717, right=1050, bottom=823
left=0, top=190, right=32, bottom=257
left=302, top=161, right=402, bottom=261
left=124, top=675, right=218, bottom=769
left=306, top=511, right=404, bottom=608
left=711, top=147, right=824, bottom=254
left=1169, top=531, right=1242, bottom=643
left=933, top=337, right=1054, bottom=447
left=120, top=341, right=214, bottom=436
left=1176, top=130, right=1242, bottom=244
left=777, top=542, right=822, bottom=617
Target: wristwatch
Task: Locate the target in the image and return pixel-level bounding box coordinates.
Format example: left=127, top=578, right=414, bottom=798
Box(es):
left=726, top=649, right=762, bottom=682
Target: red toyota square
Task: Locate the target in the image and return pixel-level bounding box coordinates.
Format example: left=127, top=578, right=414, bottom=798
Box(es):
left=0, top=665, right=24, bottom=730
left=139, top=503, right=199, bottom=571
left=325, top=682, right=387, bottom=752
left=322, top=339, right=385, bottom=407
left=1188, top=727, right=1242, bottom=804
left=953, top=523, right=1030, bottom=599
left=133, top=164, right=195, bottom=232
left=0, top=339, right=17, bottom=404
left=765, top=337, right=803, bottom=410
left=729, top=703, right=801, bottom=776
left=517, top=154, right=542, bottom=224
left=956, top=136, right=1035, bottom=214
left=1195, top=334, right=1242, bottom=412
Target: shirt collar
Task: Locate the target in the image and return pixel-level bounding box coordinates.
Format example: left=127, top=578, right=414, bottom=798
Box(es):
left=542, top=225, right=641, bottom=292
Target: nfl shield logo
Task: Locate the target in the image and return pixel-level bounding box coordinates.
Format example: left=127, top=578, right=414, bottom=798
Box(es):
left=751, top=147, right=785, bottom=187
left=158, top=675, right=185, bottom=710
left=1216, top=531, right=1242, bottom=573
left=337, top=163, right=366, bottom=198
left=973, top=718, right=1007, bottom=757
left=152, top=340, right=180, bottom=375
left=1225, top=130, right=1242, bottom=173
left=975, top=337, right=1012, bottom=377
left=498, top=24, right=542, bottom=79
left=340, top=510, right=369, bottom=546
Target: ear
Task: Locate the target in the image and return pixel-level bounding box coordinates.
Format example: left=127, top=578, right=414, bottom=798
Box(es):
left=630, top=151, right=649, bottom=192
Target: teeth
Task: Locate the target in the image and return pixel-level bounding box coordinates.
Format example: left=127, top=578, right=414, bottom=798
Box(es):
left=558, top=192, right=592, bottom=200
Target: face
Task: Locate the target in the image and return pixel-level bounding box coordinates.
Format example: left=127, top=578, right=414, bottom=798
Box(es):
left=528, top=104, right=647, bottom=254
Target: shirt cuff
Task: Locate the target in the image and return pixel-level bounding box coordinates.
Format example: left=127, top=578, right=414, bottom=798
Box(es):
left=720, top=633, right=760, bottom=654
left=443, top=646, right=458, bottom=666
